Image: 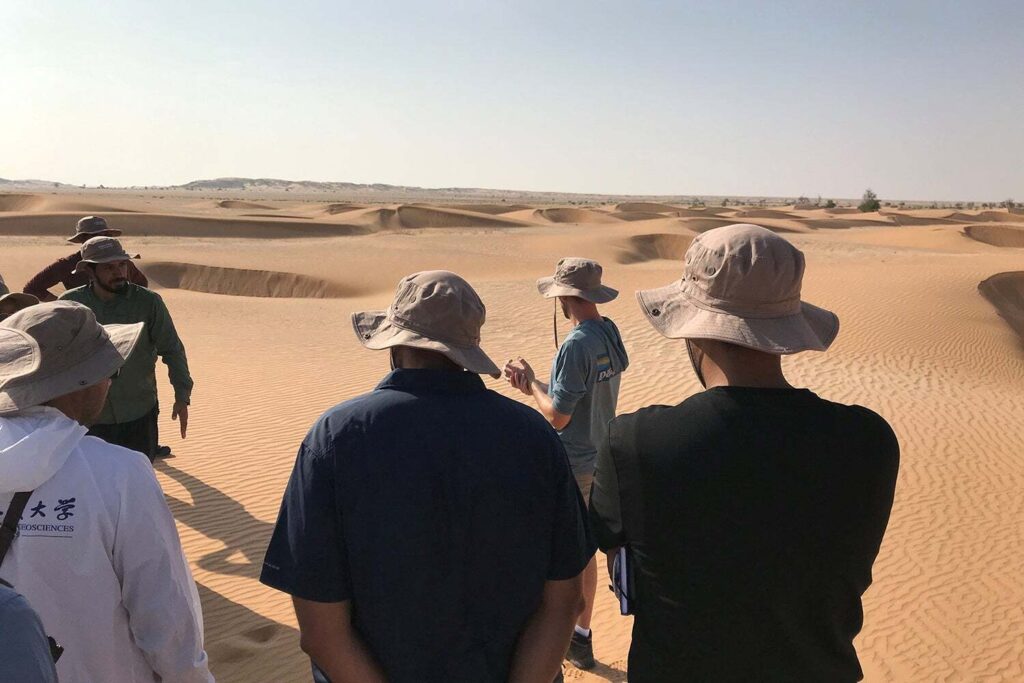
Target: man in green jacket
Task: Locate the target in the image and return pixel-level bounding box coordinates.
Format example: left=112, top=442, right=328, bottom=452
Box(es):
left=60, top=236, right=193, bottom=461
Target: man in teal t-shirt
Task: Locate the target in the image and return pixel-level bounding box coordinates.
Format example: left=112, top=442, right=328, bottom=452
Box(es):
left=505, top=257, right=629, bottom=674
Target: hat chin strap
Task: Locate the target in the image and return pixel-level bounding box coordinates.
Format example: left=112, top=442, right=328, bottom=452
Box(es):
left=686, top=339, right=707, bottom=388
left=552, top=298, right=560, bottom=349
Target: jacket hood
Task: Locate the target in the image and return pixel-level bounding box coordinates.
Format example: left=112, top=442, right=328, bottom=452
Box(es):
left=0, top=407, right=86, bottom=493
left=593, top=317, right=630, bottom=375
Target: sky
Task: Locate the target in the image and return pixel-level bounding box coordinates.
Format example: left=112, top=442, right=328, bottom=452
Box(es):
left=2, top=0, right=1022, bottom=200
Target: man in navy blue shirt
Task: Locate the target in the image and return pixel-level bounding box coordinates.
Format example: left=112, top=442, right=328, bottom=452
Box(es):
left=261, top=271, right=595, bottom=683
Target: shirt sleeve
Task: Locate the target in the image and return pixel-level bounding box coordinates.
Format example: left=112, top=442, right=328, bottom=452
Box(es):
left=129, top=261, right=149, bottom=288
left=260, top=441, right=351, bottom=602
left=113, top=454, right=213, bottom=683
left=589, top=419, right=626, bottom=550
left=0, top=591, right=60, bottom=683
left=549, top=338, right=591, bottom=418
left=547, top=437, right=596, bottom=580
left=148, top=292, right=194, bottom=403
left=23, top=261, right=66, bottom=302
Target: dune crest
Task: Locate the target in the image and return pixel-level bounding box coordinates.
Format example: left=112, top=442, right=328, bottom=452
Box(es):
left=616, top=233, right=694, bottom=264
left=143, top=262, right=361, bottom=298
left=533, top=207, right=620, bottom=224
left=979, top=272, right=1024, bottom=341
left=395, top=205, right=532, bottom=229
left=217, top=200, right=277, bottom=210
left=964, top=224, right=1024, bottom=248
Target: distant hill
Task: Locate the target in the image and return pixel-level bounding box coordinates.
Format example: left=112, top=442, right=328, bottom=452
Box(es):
left=0, top=177, right=71, bottom=189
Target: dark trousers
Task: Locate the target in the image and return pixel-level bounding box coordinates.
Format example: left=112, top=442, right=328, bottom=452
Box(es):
left=89, top=404, right=159, bottom=462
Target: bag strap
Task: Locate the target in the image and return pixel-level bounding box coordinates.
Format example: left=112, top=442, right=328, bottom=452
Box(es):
left=0, top=491, right=32, bottom=568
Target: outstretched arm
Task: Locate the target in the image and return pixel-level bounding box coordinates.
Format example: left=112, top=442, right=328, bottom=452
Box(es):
left=504, top=358, right=572, bottom=430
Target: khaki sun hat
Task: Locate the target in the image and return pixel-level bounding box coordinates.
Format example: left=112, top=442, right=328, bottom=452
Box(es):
left=0, top=301, right=143, bottom=414
left=352, top=270, right=501, bottom=379
left=537, top=258, right=618, bottom=304
left=67, top=215, right=123, bottom=244
left=71, top=236, right=140, bottom=275
left=0, top=292, right=41, bottom=321
left=636, top=224, right=839, bottom=354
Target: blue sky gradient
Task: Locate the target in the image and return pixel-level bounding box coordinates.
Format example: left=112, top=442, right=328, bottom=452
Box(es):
left=2, top=0, right=1022, bottom=199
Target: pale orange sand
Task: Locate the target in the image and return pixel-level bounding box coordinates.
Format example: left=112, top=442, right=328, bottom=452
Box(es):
left=2, top=194, right=1023, bottom=681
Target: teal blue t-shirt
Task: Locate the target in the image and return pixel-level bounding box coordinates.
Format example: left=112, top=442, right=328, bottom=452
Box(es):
left=549, top=318, right=629, bottom=475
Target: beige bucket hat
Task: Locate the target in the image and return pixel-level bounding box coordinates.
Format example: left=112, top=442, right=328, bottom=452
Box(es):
left=71, top=236, right=140, bottom=275
left=0, top=301, right=143, bottom=414
left=352, top=270, right=501, bottom=379
left=0, top=292, right=41, bottom=321
left=68, top=215, right=122, bottom=244
left=537, top=258, right=618, bottom=304
left=636, top=224, right=839, bottom=354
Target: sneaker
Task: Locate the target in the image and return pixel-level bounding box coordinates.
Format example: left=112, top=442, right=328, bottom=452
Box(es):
left=566, top=629, right=595, bottom=670
left=153, top=445, right=172, bottom=459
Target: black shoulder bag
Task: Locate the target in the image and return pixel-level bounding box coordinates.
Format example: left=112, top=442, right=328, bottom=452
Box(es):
left=0, top=491, right=65, bottom=663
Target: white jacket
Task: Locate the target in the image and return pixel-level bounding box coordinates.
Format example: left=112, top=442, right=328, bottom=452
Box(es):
left=0, top=407, right=213, bottom=683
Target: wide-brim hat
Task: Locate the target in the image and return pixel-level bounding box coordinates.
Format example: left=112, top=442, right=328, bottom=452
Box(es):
left=68, top=216, right=122, bottom=244
left=636, top=224, right=839, bottom=354
left=71, top=236, right=140, bottom=275
left=537, top=257, right=618, bottom=304
left=352, top=271, right=501, bottom=379
left=0, top=301, right=143, bottom=414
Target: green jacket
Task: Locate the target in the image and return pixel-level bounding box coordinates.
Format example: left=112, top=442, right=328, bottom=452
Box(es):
left=60, top=284, right=193, bottom=424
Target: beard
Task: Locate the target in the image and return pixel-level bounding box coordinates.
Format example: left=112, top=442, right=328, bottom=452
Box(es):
left=96, top=278, right=128, bottom=294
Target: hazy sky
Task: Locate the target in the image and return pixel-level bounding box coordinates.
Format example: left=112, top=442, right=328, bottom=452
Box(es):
left=3, top=0, right=1022, bottom=199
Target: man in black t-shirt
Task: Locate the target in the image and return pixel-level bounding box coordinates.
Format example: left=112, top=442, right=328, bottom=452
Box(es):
left=261, top=271, right=594, bottom=683
left=590, top=224, right=899, bottom=682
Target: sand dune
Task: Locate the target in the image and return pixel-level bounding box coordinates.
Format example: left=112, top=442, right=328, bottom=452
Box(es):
left=614, top=201, right=681, bottom=213
left=394, top=205, right=533, bottom=229
left=442, top=203, right=533, bottom=215
left=321, top=202, right=367, bottom=215
left=610, top=211, right=673, bottom=221
left=951, top=210, right=1023, bottom=223
left=734, top=209, right=800, bottom=219
left=615, top=233, right=694, bottom=264
left=144, top=262, right=361, bottom=298
left=532, top=207, right=621, bottom=224
left=0, top=213, right=370, bottom=239
left=964, top=224, right=1024, bottom=248
left=216, top=200, right=277, bottom=211
left=884, top=213, right=966, bottom=226
left=0, top=193, right=140, bottom=214
left=978, top=272, right=1024, bottom=341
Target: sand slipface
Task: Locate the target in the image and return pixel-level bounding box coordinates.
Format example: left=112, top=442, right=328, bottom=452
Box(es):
left=3, top=192, right=1024, bottom=682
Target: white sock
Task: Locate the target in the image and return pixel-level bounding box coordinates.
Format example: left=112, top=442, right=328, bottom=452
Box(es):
left=574, top=625, right=591, bottom=638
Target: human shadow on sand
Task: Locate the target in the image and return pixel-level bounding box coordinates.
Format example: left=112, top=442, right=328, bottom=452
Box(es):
left=156, top=461, right=275, bottom=580
left=197, top=582, right=308, bottom=682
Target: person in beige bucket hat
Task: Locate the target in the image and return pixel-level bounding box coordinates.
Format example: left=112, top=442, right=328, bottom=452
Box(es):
left=24, top=218, right=148, bottom=303
left=589, top=224, right=899, bottom=682
left=505, top=257, right=629, bottom=672
left=352, top=270, right=501, bottom=378
left=261, top=270, right=595, bottom=683
left=0, top=292, right=40, bottom=323
left=0, top=301, right=213, bottom=682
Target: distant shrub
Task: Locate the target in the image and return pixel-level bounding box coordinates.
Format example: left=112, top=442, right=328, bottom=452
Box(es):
left=823, top=199, right=836, bottom=209
left=858, top=188, right=881, bottom=213
left=1002, top=198, right=1016, bottom=209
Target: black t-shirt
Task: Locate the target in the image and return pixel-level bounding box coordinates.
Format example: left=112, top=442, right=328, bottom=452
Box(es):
left=590, top=387, right=899, bottom=683
left=261, top=369, right=594, bottom=683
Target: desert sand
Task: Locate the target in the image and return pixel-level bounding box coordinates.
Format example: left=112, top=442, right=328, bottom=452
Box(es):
left=2, top=192, right=1023, bottom=681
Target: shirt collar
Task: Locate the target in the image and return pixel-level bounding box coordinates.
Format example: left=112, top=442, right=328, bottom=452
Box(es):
left=376, top=368, right=486, bottom=395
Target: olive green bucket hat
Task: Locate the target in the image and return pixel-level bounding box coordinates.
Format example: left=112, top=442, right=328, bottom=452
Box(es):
left=352, top=270, right=501, bottom=379
left=636, top=224, right=839, bottom=354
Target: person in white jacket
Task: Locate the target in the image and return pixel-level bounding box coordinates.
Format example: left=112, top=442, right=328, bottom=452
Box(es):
left=0, top=300, right=213, bottom=683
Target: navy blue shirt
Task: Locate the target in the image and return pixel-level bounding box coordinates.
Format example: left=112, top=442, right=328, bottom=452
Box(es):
left=261, top=369, right=594, bottom=683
